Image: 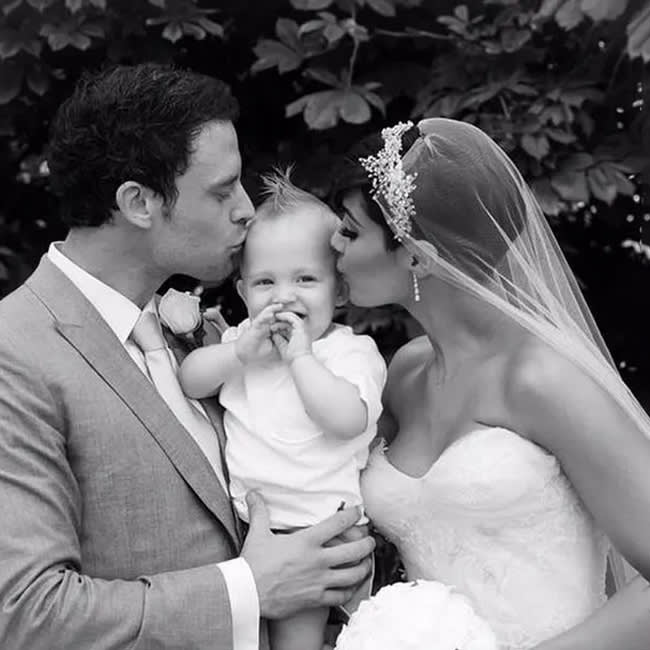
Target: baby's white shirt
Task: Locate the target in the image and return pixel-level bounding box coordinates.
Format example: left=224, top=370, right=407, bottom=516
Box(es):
left=219, top=321, right=387, bottom=529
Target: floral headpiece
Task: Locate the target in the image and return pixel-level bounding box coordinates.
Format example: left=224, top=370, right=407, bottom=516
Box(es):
left=359, top=121, right=418, bottom=242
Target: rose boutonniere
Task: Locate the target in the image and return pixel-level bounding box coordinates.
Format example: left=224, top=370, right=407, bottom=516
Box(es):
left=158, top=288, right=228, bottom=348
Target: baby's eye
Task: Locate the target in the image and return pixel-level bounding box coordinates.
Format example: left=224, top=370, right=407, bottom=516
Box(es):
left=298, top=275, right=317, bottom=283
left=253, top=278, right=272, bottom=286
left=339, top=226, right=358, bottom=241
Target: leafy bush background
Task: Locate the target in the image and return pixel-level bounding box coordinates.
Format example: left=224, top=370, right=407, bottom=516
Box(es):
left=1, top=0, right=649, bottom=395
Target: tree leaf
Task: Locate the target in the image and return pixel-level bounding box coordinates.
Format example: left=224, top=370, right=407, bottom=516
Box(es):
left=362, top=89, right=386, bottom=115
left=276, top=18, right=301, bottom=50
left=454, top=4, right=469, bottom=21
left=162, top=22, right=183, bottom=43
left=556, top=0, right=584, bottom=30
left=562, top=152, right=593, bottom=170
left=65, top=0, right=83, bottom=13
left=366, top=0, right=396, bottom=17
left=68, top=32, right=92, bottom=49
left=304, top=66, right=340, bottom=87
left=3, top=1, right=25, bottom=16
left=531, top=178, right=564, bottom=216
left=580, top=0, right=627, bottom=23
left=323, top=22, right=345, bottom=42
left=339, top=91, right=371, bottom=124
left=27, top=0, right=56, bottom=11
left=304, top=90, right=340, bottom=129
left=285, top=95, right=310, bottom=118
left=627, top=3, right=650, bottom=62
left=291, top=0, right=333, bottom=9
left=252, top=40, right=303, bottom=74
left=0, top=61, right=22, bottom=104
left=500, top=27, right=531, bottom=52
left=535, top=0, right=566, bottom=19
left=551, top=169, right=589, bottom=201
left=299, top=19, right=327, bottom=35
left=545, top=127, right=576, bottom=143
left=26, top=65, right=50, bottom=95
left=521, top=133, right=550, bottom=160
left=587, top=166, right=617, bottom=204
left=197, top=17, right=224, bottom=38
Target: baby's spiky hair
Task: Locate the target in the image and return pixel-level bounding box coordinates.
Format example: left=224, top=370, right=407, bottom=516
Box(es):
left=257, top=165, right=333, bottom=220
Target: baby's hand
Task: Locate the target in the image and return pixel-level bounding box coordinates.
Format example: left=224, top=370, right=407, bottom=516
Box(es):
left=235, top=303, right=283, bottom=365
left=270, top=311, right=313, bottom=362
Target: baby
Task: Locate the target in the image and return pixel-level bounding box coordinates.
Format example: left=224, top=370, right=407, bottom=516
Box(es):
left=179, top=169, right=387, bottom=650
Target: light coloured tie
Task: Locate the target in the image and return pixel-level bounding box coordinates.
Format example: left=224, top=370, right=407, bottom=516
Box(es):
left=131, top=311, right=225, bottom=488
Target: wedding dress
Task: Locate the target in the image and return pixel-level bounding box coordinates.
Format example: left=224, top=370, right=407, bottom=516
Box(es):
left=362, top=426, right=609, bottom=650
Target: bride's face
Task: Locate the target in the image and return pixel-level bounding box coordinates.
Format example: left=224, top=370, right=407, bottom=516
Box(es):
left=330, top=189, right=410, bottom=307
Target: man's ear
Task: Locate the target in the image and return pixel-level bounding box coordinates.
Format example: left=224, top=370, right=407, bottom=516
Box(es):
left=115, top=181, right=162, bottom=229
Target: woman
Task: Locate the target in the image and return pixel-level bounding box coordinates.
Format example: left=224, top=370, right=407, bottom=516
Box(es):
left=329, top=118, right=650, bottom=650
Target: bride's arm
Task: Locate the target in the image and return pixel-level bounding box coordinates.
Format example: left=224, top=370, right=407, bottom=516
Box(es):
left=506, top=344, right=650, bottom=648
left=533, top=576, right=650, bottom=650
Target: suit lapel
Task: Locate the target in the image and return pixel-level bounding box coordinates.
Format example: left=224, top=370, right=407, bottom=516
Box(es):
left=164, top=328, right=242, bottom=544
left=28, top=258, right=240, bottom=549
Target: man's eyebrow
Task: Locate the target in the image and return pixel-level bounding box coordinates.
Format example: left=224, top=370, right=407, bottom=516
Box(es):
left=209, top=173, right=239, bottom=190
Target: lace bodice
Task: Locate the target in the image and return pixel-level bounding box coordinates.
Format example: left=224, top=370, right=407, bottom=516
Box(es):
left=362, top=427, right=609, bottom=650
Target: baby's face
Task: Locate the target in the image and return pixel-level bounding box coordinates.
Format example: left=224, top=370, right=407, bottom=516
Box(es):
left=238, top=205, right=340, bottom=341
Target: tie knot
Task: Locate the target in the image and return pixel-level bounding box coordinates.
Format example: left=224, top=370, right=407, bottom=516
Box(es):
left=131, top=311, right=167, bottom=353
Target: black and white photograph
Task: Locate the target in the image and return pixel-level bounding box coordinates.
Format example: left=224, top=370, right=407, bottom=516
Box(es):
left=0, top=1, right=649, bottom=648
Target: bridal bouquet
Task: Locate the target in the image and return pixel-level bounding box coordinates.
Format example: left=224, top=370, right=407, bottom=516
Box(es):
left=334, top=580, right=497, bottom=650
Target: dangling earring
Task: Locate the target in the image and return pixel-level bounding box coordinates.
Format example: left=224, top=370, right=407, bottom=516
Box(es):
left=411, top=271, right=421, bottom=302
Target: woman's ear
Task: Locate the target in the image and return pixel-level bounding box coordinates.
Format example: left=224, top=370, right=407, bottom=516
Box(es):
left=335, top=277, right=350, bottom=307
left=396, top=240, right=439, bottom=277
left=115, top=181, right=162, bottom=229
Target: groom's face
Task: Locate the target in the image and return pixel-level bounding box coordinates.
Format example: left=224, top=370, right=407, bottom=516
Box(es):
left=150, top=120, right=254, bottom=283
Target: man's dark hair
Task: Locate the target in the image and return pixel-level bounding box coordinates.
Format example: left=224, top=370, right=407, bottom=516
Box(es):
left=48, top=63, right=239, bottom=228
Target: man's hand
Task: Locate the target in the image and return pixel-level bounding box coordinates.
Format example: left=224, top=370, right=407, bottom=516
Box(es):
left=241, top=492, right=375, bottom=619
left=235, top=303, right=283, bottom=365
left=270, top=311, right=313, bottom=363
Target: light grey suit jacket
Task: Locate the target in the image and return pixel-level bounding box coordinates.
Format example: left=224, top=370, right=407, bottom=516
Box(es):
left=0, top=257, right=266, bottom=649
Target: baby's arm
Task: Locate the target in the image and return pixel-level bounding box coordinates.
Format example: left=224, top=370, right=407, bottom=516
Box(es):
left=179, top=303, right=283, bottom=399
left=289, top=354, right=368, bottom=439
left=179, top=342, right=243, bottom=398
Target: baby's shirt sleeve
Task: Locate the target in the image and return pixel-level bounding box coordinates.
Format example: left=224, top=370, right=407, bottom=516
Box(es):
left=220, top=319, right=251, bottom=345
left=323, top=332, right=387, bottom=432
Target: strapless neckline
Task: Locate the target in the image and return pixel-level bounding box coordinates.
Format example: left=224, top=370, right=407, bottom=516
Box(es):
left=362, top=424, right=609, bottom=650
left=380, top=426, right=536, bottom=481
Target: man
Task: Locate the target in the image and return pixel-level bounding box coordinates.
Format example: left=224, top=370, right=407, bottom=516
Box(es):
left=0, top=63, right=374, bottom=650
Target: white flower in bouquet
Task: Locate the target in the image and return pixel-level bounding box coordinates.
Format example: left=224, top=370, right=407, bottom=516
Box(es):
left=334, top=580, right=497, bottom=650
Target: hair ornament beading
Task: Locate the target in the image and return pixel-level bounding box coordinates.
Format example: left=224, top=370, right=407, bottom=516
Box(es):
left=359, top=121, right=417, bottom=242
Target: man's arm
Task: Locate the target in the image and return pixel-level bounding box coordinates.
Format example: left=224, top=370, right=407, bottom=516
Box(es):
left=0, top=325, right=374, bottom=649
left=0, top=331, right=235, bottom=650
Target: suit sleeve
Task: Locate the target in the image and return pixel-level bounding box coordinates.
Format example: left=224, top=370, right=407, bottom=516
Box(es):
left=0, top=326, right=235, bottom=650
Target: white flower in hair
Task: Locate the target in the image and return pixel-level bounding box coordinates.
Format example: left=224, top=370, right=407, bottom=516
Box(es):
left=359, top=121, right=418, bottom=242
left=334, top=580, right=498, bottom=650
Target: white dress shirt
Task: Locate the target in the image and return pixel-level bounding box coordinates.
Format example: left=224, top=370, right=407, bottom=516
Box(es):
left=48, top=242, right=259, bottom=650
